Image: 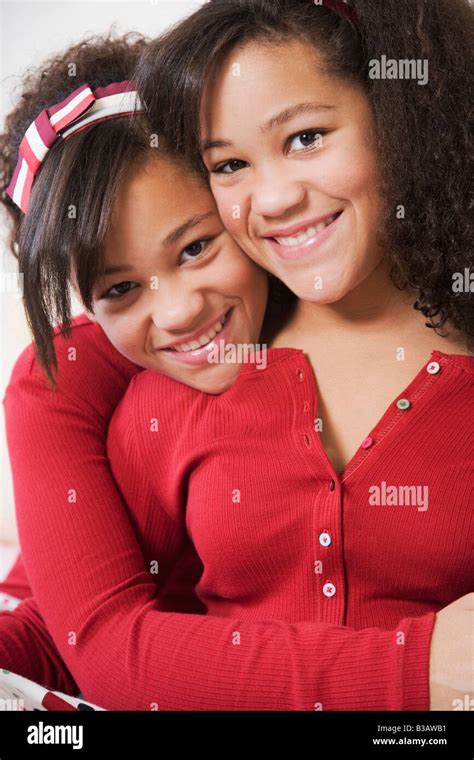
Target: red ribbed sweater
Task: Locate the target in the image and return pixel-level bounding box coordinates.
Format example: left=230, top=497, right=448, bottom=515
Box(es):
left=1, top=313, right=472, bottom=710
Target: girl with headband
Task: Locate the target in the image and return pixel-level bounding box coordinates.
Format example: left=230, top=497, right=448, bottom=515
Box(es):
left=0, top=3, right=472, bottom=711
left=0, top=31, right=272, bottom=695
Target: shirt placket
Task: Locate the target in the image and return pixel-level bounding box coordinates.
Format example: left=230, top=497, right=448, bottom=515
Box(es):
left=291, top=361, right=346, bottom=626
left=287, top=354, right=446, bottom=627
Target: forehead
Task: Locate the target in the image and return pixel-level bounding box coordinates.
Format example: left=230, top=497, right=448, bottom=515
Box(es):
left=201, top=41, right=371, bottom=147
left=202, top=40, right=322, bottom=104
left=105, top=156, right=216, bottom=252
left=114, top=156, right=212, bottom=216
left=200, top=39, right=345, bottom=132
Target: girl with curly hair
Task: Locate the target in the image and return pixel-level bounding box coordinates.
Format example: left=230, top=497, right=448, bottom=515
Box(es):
left=0, top=1, right=472, bottom=712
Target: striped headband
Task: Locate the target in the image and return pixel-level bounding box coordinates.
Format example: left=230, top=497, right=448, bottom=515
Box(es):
left=6, top=80, right=144, bottom=214
left=320, top=0, right=358, bottom=26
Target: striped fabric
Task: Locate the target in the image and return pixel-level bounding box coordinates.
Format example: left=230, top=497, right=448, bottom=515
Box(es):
left=5, top=80, right=143, bottom=213
left=0, top=669, right=105, bottom=711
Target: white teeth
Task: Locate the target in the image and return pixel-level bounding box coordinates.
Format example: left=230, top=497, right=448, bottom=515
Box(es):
left=274, top=215, right=338, bottom=247
left=168, top=313, right=227, bottom=353
left=198, top=328, right=216, bottom=346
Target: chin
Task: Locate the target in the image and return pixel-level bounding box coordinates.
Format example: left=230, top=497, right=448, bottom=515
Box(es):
left=284, top=279, right=332, bottom=304
left=290, top=274, right=352, bottom=304
left=190, top=368, right=242, bottom=395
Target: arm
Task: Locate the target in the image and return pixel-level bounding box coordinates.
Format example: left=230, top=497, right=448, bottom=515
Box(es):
left=0, top=596, right=79, bottom=695
left=0, top=315, right=140, bottom=692
left=4, top=351, right=436, bottom=711
left=0, top=328, right=201, bottom=692
left=0, top=553, right=78, bottom=693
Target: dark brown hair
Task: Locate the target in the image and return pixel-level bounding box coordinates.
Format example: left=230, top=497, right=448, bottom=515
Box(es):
left=135, top=0, right=474, bottom=346
left=0, top=31, right=204, bottom=387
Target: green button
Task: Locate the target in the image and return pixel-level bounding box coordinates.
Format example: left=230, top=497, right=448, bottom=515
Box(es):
left=397, top=398, right=411, bottom=410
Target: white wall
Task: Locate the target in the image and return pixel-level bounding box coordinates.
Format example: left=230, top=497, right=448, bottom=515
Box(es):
left=0, top=0, right=202, bottom=545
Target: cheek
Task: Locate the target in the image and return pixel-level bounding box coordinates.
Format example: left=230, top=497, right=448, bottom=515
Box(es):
left=335, top=139, right=381, bottom=206
left=94, top=312, right=142, bottom=360
left=208, top=246, right=267, bottom=299
left=211, top=183, right=248, bottom=238
left=303, top=145, right=382, bottom=237
left=305, top=146, right=377, bottom=200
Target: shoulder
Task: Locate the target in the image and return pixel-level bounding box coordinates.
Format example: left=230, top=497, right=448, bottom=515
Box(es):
left=110, top=369, right=208, bottom=452
left=128, top=367, right=200, bottom=399
left=118, top=369, right=202, bottom=427
left=437, top=350, right=474, bottom=381
left=5, top=313, right=142, bottom=417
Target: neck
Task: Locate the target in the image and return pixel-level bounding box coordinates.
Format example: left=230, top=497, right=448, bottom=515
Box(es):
left=268, top=258, right=471, bottom=356
left=292, top=259, right=419, bottom=338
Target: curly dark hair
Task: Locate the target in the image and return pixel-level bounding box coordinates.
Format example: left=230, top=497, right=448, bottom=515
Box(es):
left=134, top=0, right=474, bottom=347
left=0, top=30, right=200, bottom=387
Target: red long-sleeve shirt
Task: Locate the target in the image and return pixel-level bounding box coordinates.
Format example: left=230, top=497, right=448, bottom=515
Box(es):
left=0, top=555, right=78, bottom=694
left=2, top=313, right=472, bottom=709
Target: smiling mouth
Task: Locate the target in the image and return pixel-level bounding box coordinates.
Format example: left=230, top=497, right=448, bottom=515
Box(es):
left=163, top=308, right=233, bottom=353
left=270, top=212, right=343, bottom=247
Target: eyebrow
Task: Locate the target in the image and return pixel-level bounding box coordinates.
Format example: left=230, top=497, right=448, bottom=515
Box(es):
left=101, top=264, right=135, bottom=277
left=201, top=102, right=335, bottom=153
left=163, top=211, right=217, bottom=245
left=100, top=212, right=218, bottom=276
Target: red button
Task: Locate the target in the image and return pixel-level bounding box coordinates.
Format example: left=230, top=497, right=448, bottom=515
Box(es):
left=361, top=436, right=374, bottom=449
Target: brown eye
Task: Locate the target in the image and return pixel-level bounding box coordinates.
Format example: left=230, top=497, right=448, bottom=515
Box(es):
left=179, top=238, right=211, bottom=264
left=104, top=281, right=137, bottom=299
left=212, top=159, right=247, bottom=174
left=288, top=129, right=327, bottom=152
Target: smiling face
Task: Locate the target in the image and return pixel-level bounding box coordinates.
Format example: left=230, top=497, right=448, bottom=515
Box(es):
left=200, top=39, right=386, bottom=303
left=89, top=155, right=268, bottom=394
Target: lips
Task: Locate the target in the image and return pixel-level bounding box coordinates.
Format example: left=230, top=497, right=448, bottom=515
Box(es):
left=159, top=308, right=235, bottom=367
left=263, top=210, right=343, bottom=241
left=159, top=308, right=231, bottom=353
left=273, top=213, right=340, bottom=248
left=264, top=211, right=343, bottom=261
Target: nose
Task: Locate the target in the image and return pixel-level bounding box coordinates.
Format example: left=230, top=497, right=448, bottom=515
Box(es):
left=149, top=283, right=205, bottom=334
left=251, top=161, right=306, bottom=218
